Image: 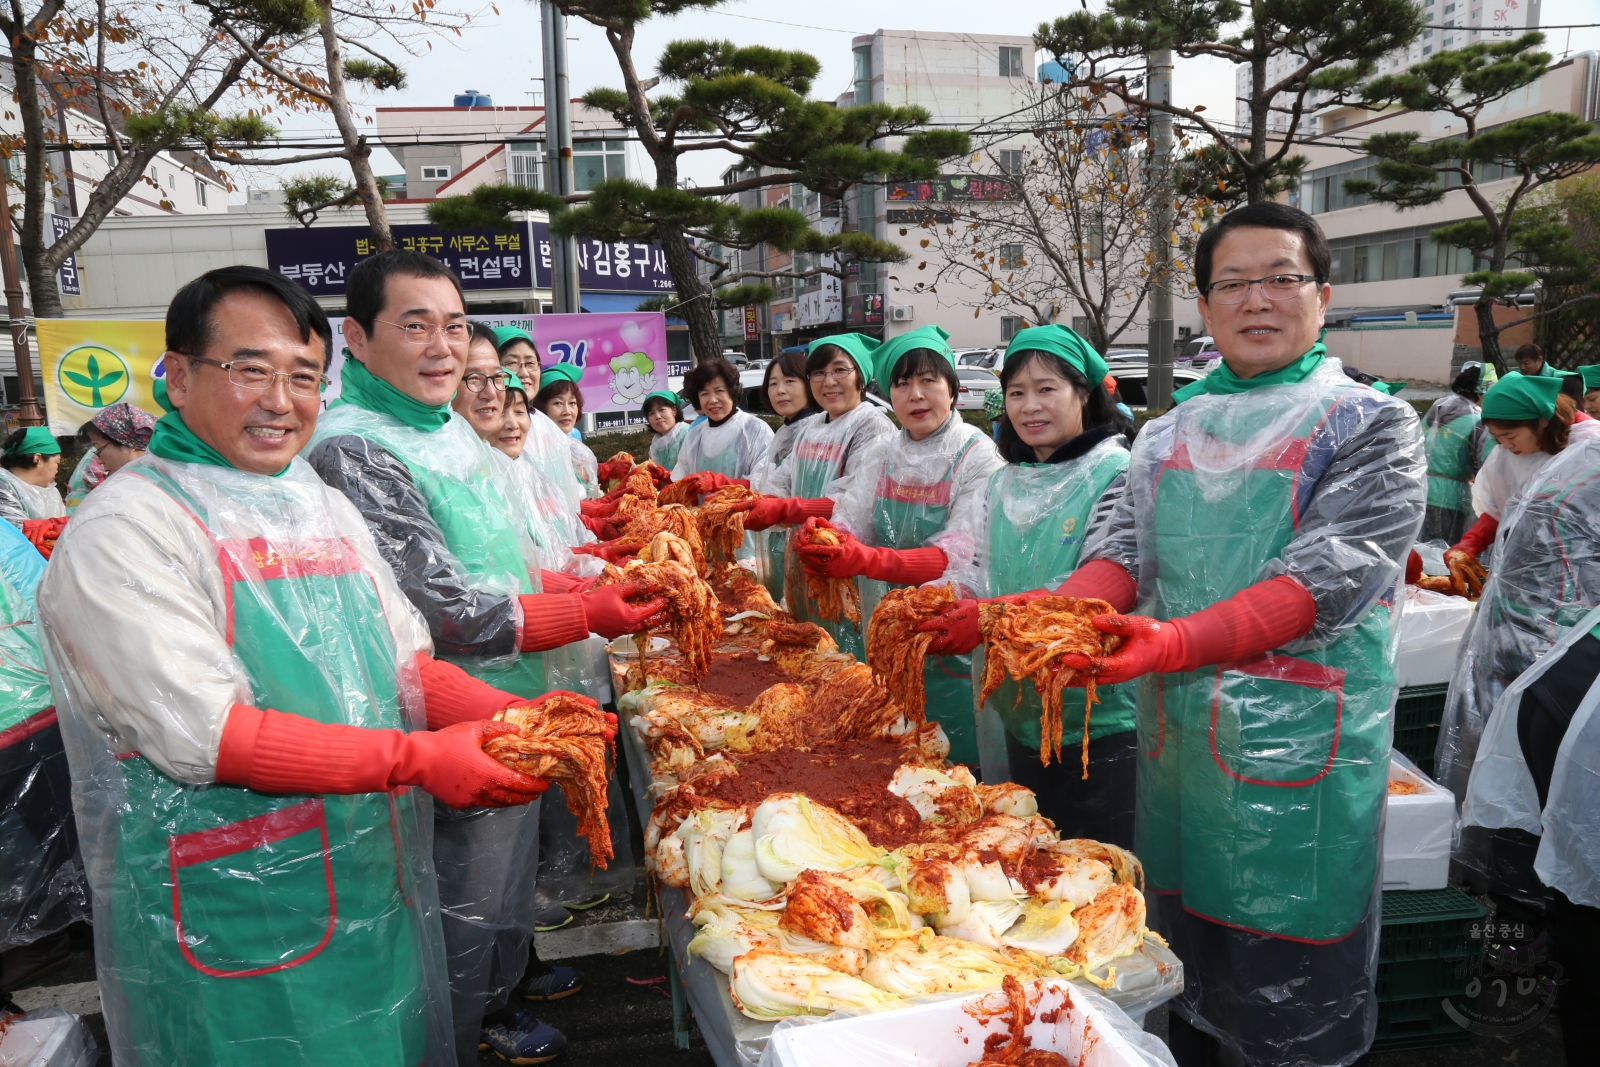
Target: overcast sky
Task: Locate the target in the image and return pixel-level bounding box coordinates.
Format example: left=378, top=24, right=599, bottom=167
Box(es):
left=231, top=0, right=1600, bottom=198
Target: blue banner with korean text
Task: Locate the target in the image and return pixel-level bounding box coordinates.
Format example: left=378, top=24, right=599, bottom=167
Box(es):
left=530, top=223, right=675, bottom=294
left=264, top=223, right=532, bottom=294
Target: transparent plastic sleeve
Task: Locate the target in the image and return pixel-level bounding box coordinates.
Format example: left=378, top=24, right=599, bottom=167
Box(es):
left=535, top=773, right=636, bottom=906
left=525, top=408, right=587, bottom=513
left=0, top=469, right=65, bottom=525
left=37, top=454, right=454, bottom=1067
left=757, top=976, right=1177, bottom=1067
left=649, top=420, right=692, bottom=473
left=1436, top=437, right=1600, bottom=801
left=672, top=409, right=776, bottom=482
left=748, top=415, right=811, bottom=496
left=0, top=1006, right=98, bottom=1067
left=567, top=435, right=601, bottom=499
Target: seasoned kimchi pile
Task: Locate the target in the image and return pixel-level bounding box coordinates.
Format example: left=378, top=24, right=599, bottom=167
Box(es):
left=485, top=693, right=616, bottom=866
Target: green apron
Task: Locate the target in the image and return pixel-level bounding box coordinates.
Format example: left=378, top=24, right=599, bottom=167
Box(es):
left=785, top=429, right=869, bottom=659
left=982, top=440, right=1135, bottom=753
left=861, top=438, right=983, bottom=766
left=314, top=410, right=546, bottom=699
left=1424, top=409, right=1479, bottom=518
left=1136, top=390, right=1392, bottom=943
left=110, top=465, right=435, bottom=1067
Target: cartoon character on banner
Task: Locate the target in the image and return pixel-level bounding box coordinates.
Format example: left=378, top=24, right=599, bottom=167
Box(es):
left=606, top=319, right=662, bottom=405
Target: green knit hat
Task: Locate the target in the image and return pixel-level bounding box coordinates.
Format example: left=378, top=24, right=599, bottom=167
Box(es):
left=1578, top=365, right=1600, bottom=391
left=807, top=333, right=882, bottom=382
left=540, top=362, right=583, bottom=386
left=1003, top=324, right=1109, bottom=387
left=1482, top=371, right=1561, bottom=422
left=5, top=427, right=59, bottom=456
left=873, top=325, right=953, bottom=396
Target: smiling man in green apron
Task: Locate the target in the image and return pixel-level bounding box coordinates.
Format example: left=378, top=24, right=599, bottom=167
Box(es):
left=305, top=251, right=661, bottom=1065
left=1055, top=204, right=1426, bottom=1067
left=35, top=266, right=578, bottom=1067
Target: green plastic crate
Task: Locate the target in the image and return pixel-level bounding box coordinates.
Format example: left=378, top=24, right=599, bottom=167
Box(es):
left=1379, top=887, right=1485, bottom=963
left=1372, top=994, right=1472, bottom=1052
left=1375, top=954, right=1472, bottom=1000
left=1393, top=683, right=1450, bottom=777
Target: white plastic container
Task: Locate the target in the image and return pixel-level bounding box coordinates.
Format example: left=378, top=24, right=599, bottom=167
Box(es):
left=0, top=1007, right=96, bottom=1067
left=1383, top=750, right=1457, bottom=891
left=762, top=977, right=1175, bottom=1067
left=1395, top=587, right=1476, bottom=687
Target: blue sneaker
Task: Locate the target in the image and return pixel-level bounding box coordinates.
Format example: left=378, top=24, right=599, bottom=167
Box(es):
left=481, top=1011, right=567, bottom=1064
left=519, top=963, right=583, bottom=1002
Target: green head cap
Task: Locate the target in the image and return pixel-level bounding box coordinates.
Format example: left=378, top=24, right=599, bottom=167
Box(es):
left=493, top=326, right=536, bottom=353
left=1371, top=380, right=1407, bottom=396
left=1003, top=324, right=1109, bottom=388
left=1481, top=371, right=1562, bottom=422
left=873, top=325, right=953, bottom=397
left=5, top=426, right=59, bottom=457
left=501, top=368, right=525, bottom=393
left=643, top=389, right=681, bottom=408
left=807, top=333, right=882, bottom=382
left=540, top=362, right=583, bottom=387
left=1578, top=365, right=1600, bottom=391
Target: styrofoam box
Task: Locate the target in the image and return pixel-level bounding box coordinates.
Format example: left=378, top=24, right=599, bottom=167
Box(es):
left=1383, top=752, right=1457, bottom=892
left=1396, top=587, right=1476, bottom=688
left=0, top=1009, right=95, bottom=1067
left=766, top=978, right=1149, bottom=1067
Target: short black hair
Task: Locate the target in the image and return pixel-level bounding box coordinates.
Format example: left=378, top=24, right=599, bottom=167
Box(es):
left=345, top=250, right=464, bottom=334
left=1451, top=365, right=1483, bottom=398
left=1514, top=342, right=1543, bottom=364
left=766, top=349, right=820, bottom=414
left=803, top=344, right=866, bottom=398
left=1195, top=202, right=1331, bottom=295
left=534, top=378, right=583, bottom=418
left=887, top=347, right=960, bottom=401
left=467, top=320, right=500, bottom=351
left=0, top=429, right=57, bottom=471
left=996, top=350, right=1132, bottom=457
left=642, top=393, right=682, bottom=425
left=166, top=265, right=333, bottom=368
left=683, top=359, right=742, bottom=410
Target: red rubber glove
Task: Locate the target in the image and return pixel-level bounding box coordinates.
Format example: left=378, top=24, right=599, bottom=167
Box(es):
left=915, top=595, right=1037, bottom=656
left=579, top=579, right=668, bottom=639
left=669, top=473, right=705, bottom=497
left=1053, top=559, right=1139, bottom=615
left=695, top=472, right=750, bottom=493
left=1062, top=575, right=1318, bottom=685
left=216, top=704, right=546, bottom=809
left=1405, top=550, right=1423, bottom=585
left=417, top=651, right=522, bottom=729
left=1451, top=513, right=1498, bottom=559
left=795, top=527, right=947, bottom=584
left=739, top=496, right=835, bottom=531
left=597, top=457, right=633, bottom=484
left=581, top=514, right=624, bottom=540
left=580, top=497, right=621, bottom=518
left=540, top=569, right=600, bottom=595
left=22, top=516, right=67, bottom=558
left=573, top=541, right=641, bottom=565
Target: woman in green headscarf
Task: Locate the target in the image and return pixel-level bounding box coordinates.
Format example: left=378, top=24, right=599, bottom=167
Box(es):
left=534, top=363, right=601, bottom=498
left=794, top=325, right=1005, bottom=766
left=642, top=389, right=691, bottom=471
left=916, top=325, right=1139, bottom=844
left=0, top=427, right=65, bottom=531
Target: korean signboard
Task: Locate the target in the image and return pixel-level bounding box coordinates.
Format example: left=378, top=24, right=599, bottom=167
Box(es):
left=36, top=319, right=166, bottom=434
left=50, top=214, right=80, bottom=296
left=885, top=175, right=1017, bottom=203
left=265, top=224, right=531, bottom=295
left=743, top=306, right=759, bottom=341
left=844, top=294, right=884, bottom=328
left=530, top=223, right=675, bottom=294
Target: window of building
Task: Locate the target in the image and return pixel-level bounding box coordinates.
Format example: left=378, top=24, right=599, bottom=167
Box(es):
left=999, top=47, right=1025, bottom=78
left=194, top=179, right=207, bottom=206
left=1443, top=2, right=1454, bottom=11
left=572, top=140, right=626, bottom=191
left=1424, top=45, right=1433, bottom=54
left=854, top=46, right=872, bottom=106
left=1325, top=220, right=1484, bottom=286
left=421, top=165, right=451, bottom=181
left=1000, top=316, right=1022, bottom=341
left=509, top=143, right=544, bottom=189
left=998, top=149, right=1024, bottom=176
left=999, top=243, right=1024, bottom=268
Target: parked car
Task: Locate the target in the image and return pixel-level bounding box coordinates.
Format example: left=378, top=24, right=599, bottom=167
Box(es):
left=1107, top=366, right=1207, bottom=410
left=955, top=367, right=1001, bottom=411
left=955, top=347, right=1001, bottom=370
left=1104, top=348, right=1148, bottom=366
left=1176, top=336, right=1219, bottom=369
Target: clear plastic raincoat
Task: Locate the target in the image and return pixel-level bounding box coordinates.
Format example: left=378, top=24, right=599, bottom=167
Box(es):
left=649, top=420, right=692, bottom=472
left=566, top=434, right=601, bottom=499
left=0, top=519, right=85, bottom=955
left=1420, top=391, right=1481, bottom=544
left=831, top=412, right=1005, bottom=764
left=524, top=408, right=587, bottom=514
left=36, top=454, right=453, bottom=1067
left=63, top=450, right=106, bottom=513
left=1470, top=418, right=1600, bottom=522
left=747, top=412, right=818, bottom=603
left=973, top=431, right=1134, bottom=797
left=1086, top=355, right=1425, bottom=1066
left=0, top=468, right=65, bottom=529
left=1436, top=437, right=1600, bottom=806
left=670, top=409, right=775, bottom=482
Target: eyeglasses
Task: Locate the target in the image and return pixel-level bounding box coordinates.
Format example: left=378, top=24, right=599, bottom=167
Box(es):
left=461, top=372, right=508, bottom=394
left=188, top=355, right=328, bottom=398
left=377, top=318, right=469, bottom=345
left=501, top=357, right=540, bottom=372
left=1203, top=274, right=1320, bottom=304
left=807, top=364, right=856, bottom=383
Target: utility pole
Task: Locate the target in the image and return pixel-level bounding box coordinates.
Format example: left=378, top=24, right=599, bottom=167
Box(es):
left=1145, top=47, right=1175, bottom=412
left=0, top=176, right=44, bottom=426
left=540, top=0, right=580, bottom=316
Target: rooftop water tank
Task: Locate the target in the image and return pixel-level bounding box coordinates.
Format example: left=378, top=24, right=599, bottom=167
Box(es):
left=454, top=90, right=493, bottom=108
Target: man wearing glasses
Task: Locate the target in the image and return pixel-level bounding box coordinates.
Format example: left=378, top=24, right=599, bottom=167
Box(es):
left=36, top=265, right=559, bottom=1066
left=1052, top=203, right=1426, bottom=1067
left=305, top=251, right=661, bottom=1065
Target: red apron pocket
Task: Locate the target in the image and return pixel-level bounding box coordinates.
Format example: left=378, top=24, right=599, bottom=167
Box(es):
left=1209, top=655, right=1344, bottom=788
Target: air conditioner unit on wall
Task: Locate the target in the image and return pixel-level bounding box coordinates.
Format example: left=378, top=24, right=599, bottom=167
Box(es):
left=889, top=304, right=914, bottom=322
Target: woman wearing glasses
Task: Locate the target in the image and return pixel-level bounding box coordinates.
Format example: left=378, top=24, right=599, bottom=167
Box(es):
left=736, top=335, right=892, bottom=651
left=533, top=363, right=601, bottom=498
left=493, top=326, right=587, bottom=514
